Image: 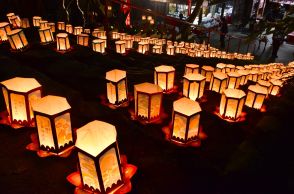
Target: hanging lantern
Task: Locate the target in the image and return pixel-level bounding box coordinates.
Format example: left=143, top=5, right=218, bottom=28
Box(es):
left=57, top=22, right=65, bottom=31
left=134, top=82, right=163, bottom=122
left=38, top=27, right=54, bottom=44
left=32, top=95, right=73, bottom=153
left=33, top=16, right=42, bottom=27
left=152, top=45, right=161, bottom=54
left=7, top=13, right=15, bottom=24
left=106, top=69, right=128, bottom=105
left=154, top=65, right=175, bottom=92
left=39, top=20, right=48, bottom=29
left=77, top=34, right=89, bottom=47
left=171, top=97, right=201, bottom=144
left=92, top=39, right=105, bottom=53
left=201, top=66, right=215, bottom=82
left=21, top=18, right=30, bottom=28
left=48, top=23, right=55, bottom=33
left=66, top=24, right=73, bottom=34
left=84, top=28, right=90, bottom=34
left=166, top=45, right=174, bottom=55
left=0, top=22, right=11, bottom=42
left=215, top=63, right=226, bottom=73
left=185, top=64, right=199, bottom=75
left=225, top=64, right=236, bottom=73
left=245, top=85, right=267, bottom=110
left=219, top=88, right=246, bottom=121
left=75, top=120, right=124, bottom=193
left=7, top=29, right=28, bottom=51
left=1, top=77, right=42, bottom=127
left=56, top=33, right=70, bottom=52
left=115, top=40, right=126, bottom=54
left=227, top=72, right=242, bottom=89
left=10, top=15, right=21, bottom=28
left=269, top=79, right=283, bottom=96
left=183, top=73, right=206, bottom=100
left=74, top=26, right=83, bottom=35
left=209, top=72, right=228, bottom=93
left=138, top=42, right=148, bottom=54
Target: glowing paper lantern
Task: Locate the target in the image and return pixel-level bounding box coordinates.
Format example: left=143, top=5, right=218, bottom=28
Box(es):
left=124, top=38, right=133, bottom=49
left=99, top=36, right=107, bottom=48
left=216, top=63, right=226, bottom=73
left=39, top=20, right=48, bottom=29
left=38, top=27, right=54, bottom=44
left=7, top=13, right=15, bottom=23
left=257, top=80, right=271, bottom=95
left=84, top=28, right=90, bottom=34
left=166, top=45, right=174, bottom=55
left=245, top=85, right=267, bottom=110
left=154, top=65, right=175, bottom=92
left=138, top=42, right=148, bottom=54
left=66, top=24, right=73, bottom=34
left=227, top=72, right=241, bottom=89
left=115, top=40, right=126, bottom=54
left=180, top=48, right=187, bottom=54
left=201, top=66, right=215, bottom=82
left=237, top=70, right=249, bottom=85
left=111, top=31, right=119, bottom=39
left=1, top=77, right=42, bottom=126
left=21, top=18, right=30, bottom=28
left=10, top=15, right=21, bottom=28
left=7, top=29, right=28, bottom=51
left=33, top=16, right=42, bottom=27
left=119, top=33, right=126, bottom=40
left=219, top=88, right=246, bottom=121
left=225, top=64, right=236, bottom=73
left=92, top=39, right=105, bottom=53
left=269, top=79, right=283, bottom=96
left=188, top=49, right=195, bottom=57
left=147, top=16, right=152, bottom=21
left=134, top=82, right=163, bottom=121
left=77, top=34, right=89, bottom=47
left=175, top=46, right=182, bottom=53
left=74, top=26, right=83, bottom=35
left=183, top=74, right=206, bottom=100
left=57, top=22, right=65, bottom=31
left=48, top=23, right=55, bottom=33
left=75, top=120, right=123, bottom=193
left=209, top=72, right=228, bottom=93
left=185, top=64, right=199, bottom=75
left=0, top=22, right=11, bottom=41
left=248, top=70, right=260, bottom=82
left=171, top=97, right=201, bottom=143
left=56, top=33, right=70, bottom=51
left=134, top=35, right=141, bottom=42
left=106, top=69, right=128, bottom=105
left=32, top=95, right=73, bottom=153
left=203, top=50, right=210, bottom=58
left=152, top=45, right=161, bottom=54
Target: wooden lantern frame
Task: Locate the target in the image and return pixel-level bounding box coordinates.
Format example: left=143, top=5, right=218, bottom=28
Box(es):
left=185, top=64, right=199, bottom=75
left=92, top=39, right=105, bottom=53
left=154, top=65, right=175, bottom=92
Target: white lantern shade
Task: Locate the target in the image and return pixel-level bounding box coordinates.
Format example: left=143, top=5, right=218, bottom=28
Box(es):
left=185, top=64, right=199, bottom=75
left=209, top=72, right=228, bottom=93
left=237, top=70, right=249, bottom=85
left=57, top=22, right=65, bottom=30
left=245, top=85, right=267, bottom=110
left=154, top=65, right=175, bottom=92
left=138, top=42, right=148, bottom=54
left=66, top=24, right=73, bottom=34
left=56, top=33, right=70, bottom=51
left=201, top=66, right=215, bottom=82
left=215, top=63, right=226, bottom=73
left=183, top=74, right=206, bottom=100
left=39, top=20, right=48, bottom=29
left=48, top=23, right=55, bottom=33
left=39, top=27, right=54, bottom=44
left=7, top=29, right=28, bottom=51
left=74, top=26, right=83, bottom=35
left=106, top=69, right=128, bottom=105
left=269, top=79, right=283, bottom=96
left=77, top=34, right=89, bottom=46
left=92, top=39, right=105, bottom=53
left=115, top=40, right=126, bottom=54
left=10, top=15, right=21, bottom=28
left=166, top=45, right=174, bottom=55
left=33, top=16, right=42, bottom=27
left=152, top=45, right=161, bottom=54
left=227, top=72, right=242, bottom=89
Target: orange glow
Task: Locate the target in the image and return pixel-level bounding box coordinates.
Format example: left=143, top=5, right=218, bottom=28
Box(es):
left=115, top=40, right=126, bottom=54
left=39, top=27, right=54, bottom=44
left=77, top=34, right=89, bottom=47
left=56, top=33, right=70, bottom=52
left=33, top=16, right=42, bottom=27
left=106, top=69, right=128, bottom=105
left=7, top=29, right=28, bottom=51
left=154, top=65, right=175, bottom=92
left=92, top=39, right=105, bottom=53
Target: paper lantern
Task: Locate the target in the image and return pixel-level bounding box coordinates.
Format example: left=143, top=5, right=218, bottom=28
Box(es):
left=115, top=40, right=126, bottom=54
left=1, top=77, right=42, bottom=126
left=227, top=72, right=241, bottom=89
left=134, top=35, right=141, bottom=42
left=167, top=40, right=173, bottom=46
left=141, top=37, right=149, bottom=44
left=48, top=23, right=55, bottom=33
left=106, top=69, right=128, bottom=105
left=210, top=50, right=216, bottom=57
left=166, top=45, right=174, bottom=55
left=257, top=80, right=271, bottom=95
left=219, top=88, right=246, bottom=121
left=138, top=42, right=148, bottom=54
left=237, top=70, right=249, bottom=85
left=74, top=26, right=83, bottom=35
left=245, top=85, right=267, bottom=110
left=154, top=65, right=175, bottom=92
left=236, top=66, right=245, bottom=71
left=248, top=70, right=260, bottom=82
left=56, top=33, right=70, bottom=51
left=92, top=39, right=105, bottom=53
left=76, top=34, right=89, bottom=46
left=107, top=5, right=112, bottom=11
left=39, top=20, right=48, bottom=29
left=84, top=28, right=90, bottom=34
left=38, top=27, right=54, bottom=44
left=75, top=120, right=123, bottom=193
left=203, top=50, right=210, bottom=58
left=7, top=29, right=28, bottom=51
left=33, top=16, right=42, bottom=27
left=180, top=48, right=187, bottom=54
left=119, top=33, right=126, bottom=40
left=0, top=22, right=11, bottom=41
left=183, top=74, right=206, bottom=100
left=10, top=15, right=21, bottom=28
left=7, top=13, right=15, bottom=23
left=21, top=18, right=30, bottom=28
left=225, top=64, right=236, bottom=73
left=122, top=38, right=132, bottom=49
left=201, top=66, right=215, bottom=82
left=216, top=63, right=226, bottom=73
left=134, top=82, right=163, bottom=121
left=66, top=24, right=73, bottom=34
left=142, top=15, right=146, bottom=20
left=111, top=31, right=119, bottom=39
left=188, top=49, right=195, bottom=57
left=32, top=95, right=73, bottom=153
left=99, top=36, right=107, bottom=48
left=260, top=70, right=271, bottom=80
left=93, top=30, right=106, bottom=38
left=269, top=79, right=283, bottom=96
left=57, top=22, right=65, bottom=31
left=185, top=64, right=199, bottom=75
left=152, top=45, right=161, bottom=54
left=209, top=72, right=228, bottom=93
left=171, top=97, right=201, bottom=143
left=175, top=46, right=182, bottom=53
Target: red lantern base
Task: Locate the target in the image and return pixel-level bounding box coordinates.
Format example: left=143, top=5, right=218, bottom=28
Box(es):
left=67, top=155, right=137, bottom=194
left=213, top=107, right=247, bottom=123
left=0, top=111, right=35, bottom=129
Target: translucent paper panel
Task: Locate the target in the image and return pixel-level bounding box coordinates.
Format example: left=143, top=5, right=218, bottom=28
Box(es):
left=245, top=91, right=255, bottom=108
left=220, top=94, right=226, bottom=116
left=36, top=115, right=54, bottom=148
left=167, top=72, right=174, bottom=90
left=220, top=80, right=228, bottom=93
left=237, top=98, right=245, bottom=118
left=253, top=94, right=265, bottom=109
left=206, top=72, right=212, bottom=82
left=183, top=79, right=189, bottom=97
left=228, top=77, right=237, bottom=89
left=157, top=73, right=167, bottom=90
left=54, top=113, right=72, bottom=148
left=150, top=94, right=161, bottom=118
left=199, top=80, right=205, bottom=98
left=99, top=147, right=121, bottom=190
left=188, top=114, right=200, bottom=139
left=185, top=68, right=193, bottom=75
left=43, top=30, right=53, bottom=42
left=107, top=82, right=116, bottom=104
left=58, top=38, right=66, bottom=50
left=210, top=79, right=219, bottom=92
left=2, top=87, right=10, bottom=114
left=20, top=31, right=28, bottom=47
left=117, top=80, right=127, bottom=102
left=78, top=152, right=100, bottom=191
left=0, top=28, right=8, bottom=41
left=226, top=99, right=238, bottom=118
left=28, top=90, right=41, bottom=119
left=188, top=82, right=199, bottom=101
left=10, top=93, right=26, bottom=121
left=172, top=113, right=187, bottom=140
left=137, top=93, right=149, bottom=118
left=12, top=34, right=23, bottom=49
left=271, top=86, right=279, bottom=95
left=8, top=38, right=16, bottom=49
left=240, top=76, right=246, bottom=85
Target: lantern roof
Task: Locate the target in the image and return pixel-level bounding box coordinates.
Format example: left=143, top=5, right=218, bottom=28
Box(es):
left=116, top=40, right=125, bottom=44
left=270, top=79, right=283, bottom=86
left=66, top=24, right=72, bottom=26
left=224, top=88, right=246, bottom=99
left=167, top=45, right=174, bottom=48
left=186, top=64, right=199, bottom=68
left=135, top=82, right=163, bottom=94
left=33, top=16, right=41, bottom=19
left=138, top=41, right=148, bottom=45
left=75, top=120, right=117, bottom=157
left=1, top=77, right=41, bottom=93
left=249, top=70, right=259, bottom=74
left=216, top=63, right=226, bottom=69
left=0, top=22, right=10, bottom=27
left=248, top=85, right=268, bottom=94
left=213, top=72, right=227, bottom=80
left=74, top=26, right=83, bottom=29
left=226, top=64, right=235, bottom=68
left=78, top=33, right=88, bottom=37
left=258, top=80, right=271, bottom=87
left=56, top=33, right=68, bottom=38
left=7, top=29, right=22, bottom=36
left=106, top=69, right=126, bottom=82
left=183, top=73, right=205, bottom=81
left=237, top=69, right=250, bottom=75
left=155, top=65, right=175, bottom=73
left=236, top=66, right=245, bottom=70
left=174, top=97, right=201, bottom=116
left=228, top=72, right=241, bottom=77
left=202, top=66, right=215, bottom=71
left=93, top=39, right=104, bottom=43
left=32, top=95, right=70, bottom=115
left=40, top=20, right=48, bottom=23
